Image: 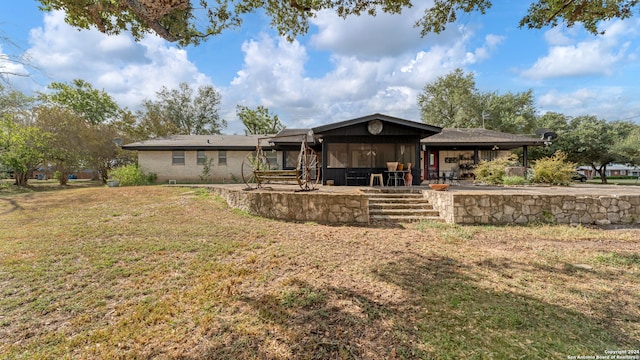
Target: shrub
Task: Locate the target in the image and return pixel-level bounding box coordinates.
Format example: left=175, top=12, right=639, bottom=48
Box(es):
left=108, top=164, right=156, bottom=186
left=502, top=175, right=527, bottom=186
left=474, top=155, right=519, bottom=185
left=530, top=151, right=575, bottom=185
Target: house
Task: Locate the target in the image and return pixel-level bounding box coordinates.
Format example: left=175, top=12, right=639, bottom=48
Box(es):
left=421, top=128, right=546, bottom=181
left=122, top=134, right=277, bottom=183
left=311, top=114, right=441, bottom=186
left=122, top=114, right=545, bottom=185
left=577, top=164, right=640, bottom=179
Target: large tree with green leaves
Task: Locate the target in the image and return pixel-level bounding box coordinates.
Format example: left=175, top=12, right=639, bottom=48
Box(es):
left=614, top=126, right=640, bottom=168
left=40, top=79, right=121, bottom=125
left=536, top=114, right=637, bottom=183
left=236, top=105, right=284, bottom=135
left=34, top=106, right=91, bottom=185
left=0, top=115, right=50, bottom=186
left=139, top=82, right=225, bottom=136
left=418, top=68, right=479, bottom=128
left=418, top=68, right=537, bottom=133
left=36, top=0, right=638, bottom=46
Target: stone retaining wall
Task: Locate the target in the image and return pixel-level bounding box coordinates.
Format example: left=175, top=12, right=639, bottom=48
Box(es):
left=209, top=186, right=369, bottom=223
left=424, top=191, right=640, bottom=225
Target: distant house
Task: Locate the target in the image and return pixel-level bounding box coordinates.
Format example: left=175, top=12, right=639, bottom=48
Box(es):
left=122, top=114, right=545, bottom=185
left=577, top=164, right=640, bottom=179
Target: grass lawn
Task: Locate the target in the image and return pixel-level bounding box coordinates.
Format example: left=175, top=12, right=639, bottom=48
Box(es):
left=585, top=178, right=640, bottom=186
left=1, top=186, right=639, bottom=359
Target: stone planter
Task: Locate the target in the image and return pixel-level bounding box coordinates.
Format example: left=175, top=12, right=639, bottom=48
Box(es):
left=386, top=162, right=399, bottom=171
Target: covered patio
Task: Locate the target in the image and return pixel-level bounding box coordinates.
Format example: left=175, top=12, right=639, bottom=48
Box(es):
left=421, top=128, right=546, bottom=182
left=312, top=113, right=441, bottom=186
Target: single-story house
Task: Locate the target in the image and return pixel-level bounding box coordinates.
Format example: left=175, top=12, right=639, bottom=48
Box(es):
left=122, top=114, right=545, bottom=185
left=122, top=134, right=277, bottom=183
left=421, top=128, right=546, bottom=181
left=577, top=164, right=640, bottom=179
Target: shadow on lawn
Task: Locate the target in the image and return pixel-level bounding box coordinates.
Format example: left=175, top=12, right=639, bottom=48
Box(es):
left=203, top=256, right=638, bottom=359
left=0, top=197, right=24, bottom=214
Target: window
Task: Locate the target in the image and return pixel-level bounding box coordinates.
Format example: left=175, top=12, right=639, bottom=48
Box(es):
left=172, top=150, right=185, bottom=165
left=285, top=150, right=300, bottom=169
left=218, top=150, right=227, bottom=165
left=327, top=144, right=347, bottom=168
left=265, top=151, right=278, bottom=169
left=480, top=150, right=498, bottom=162
left=197, top=150, right=207, bottom=165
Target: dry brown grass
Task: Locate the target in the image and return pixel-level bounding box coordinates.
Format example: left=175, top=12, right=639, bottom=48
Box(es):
left=1, top=186, right=639, bottom=359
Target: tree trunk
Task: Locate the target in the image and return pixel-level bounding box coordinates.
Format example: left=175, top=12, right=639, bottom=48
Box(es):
left=14, top=171, right=30, bottom=187
left=592, top=164, right=608, bottom=184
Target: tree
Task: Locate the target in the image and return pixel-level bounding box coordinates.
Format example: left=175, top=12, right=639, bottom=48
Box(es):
left=40, top=79, right=120, bottom=125
left=35, top=106, right=88, bottom=185
left=236, top=105, right=284, bottom=135
left=0, top=115, right=50, bottom=186
left=85, top=123, right=131, bottom=183
left=0, top=85, right=34, bottom=123
left=418, top=68, right=479, bottom=128
left=140, top=82, right=226, bottom=136
left=36, top=0, right=638, bottom=46
left=614, top=126, right=640, bottom=167
left=482, top=90, right=537, bottom=135
left=551, top=116, right=634, bottom=184
left=418, top=69, right=537, bottom=133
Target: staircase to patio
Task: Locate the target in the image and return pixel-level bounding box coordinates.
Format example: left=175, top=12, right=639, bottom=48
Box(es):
left=363, top=188, right=443, bottom=223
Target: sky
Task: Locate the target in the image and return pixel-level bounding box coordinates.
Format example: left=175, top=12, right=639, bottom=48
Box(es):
left=1, top=1, right=640, bottom=134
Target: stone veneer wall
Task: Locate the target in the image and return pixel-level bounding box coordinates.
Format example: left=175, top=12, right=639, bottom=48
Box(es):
left=423, top=191, right=640, bottom=225
left=209, top=187, right=369, bottom=223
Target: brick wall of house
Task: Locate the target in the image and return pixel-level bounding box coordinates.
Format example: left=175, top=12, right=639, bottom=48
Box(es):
left=138, top=150, right=283, bottom=183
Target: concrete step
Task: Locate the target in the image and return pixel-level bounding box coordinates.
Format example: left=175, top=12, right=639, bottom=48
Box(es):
left=368, top=197, right=426, bottom=204
left=370, top=208, right=440, bottom=216
left=370, top=215, right=444, bottom=222
left=365, top=190, right=442, bottom=223
left=369, top=202, right=434, bottom=210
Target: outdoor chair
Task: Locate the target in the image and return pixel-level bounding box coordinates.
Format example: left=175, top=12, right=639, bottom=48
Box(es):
left=428, top=171, right=440, bottom=183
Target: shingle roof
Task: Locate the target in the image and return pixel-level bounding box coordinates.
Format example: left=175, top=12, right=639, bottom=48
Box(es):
left=421, top=128, right=545, bottom=149
left=312, top=113, right=441, bottom=135
left=122, top=134, right=271, bottom=150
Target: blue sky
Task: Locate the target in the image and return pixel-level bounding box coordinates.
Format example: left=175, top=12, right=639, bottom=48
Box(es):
left=1, top=1, right=640, bottom=134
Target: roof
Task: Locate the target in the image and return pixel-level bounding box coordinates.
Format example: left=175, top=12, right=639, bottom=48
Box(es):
left=421, top=128, right=545, bottom=149
left=312, top=113, right=441, bottom=135
left=269, top=128, right=315, bottom=145
left=122, top=134, right=270, bottom=151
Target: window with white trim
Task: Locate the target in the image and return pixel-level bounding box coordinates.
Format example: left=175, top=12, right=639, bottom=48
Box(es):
left=218, top=150, right=227, bottom=165
left=172, top=150, right=185, bottom=165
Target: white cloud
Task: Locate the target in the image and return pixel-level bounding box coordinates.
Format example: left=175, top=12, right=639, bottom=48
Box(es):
left=537, top=86, right=640, bottom=121
left=24, top=11, right=211, bottom=109
left=223, top=26, right=502, bottom=133
left=0, top=44, right=31, bottom=86
left=521, top=20, right=638, bottom=80
left=309, top=7, right=464, bottom=59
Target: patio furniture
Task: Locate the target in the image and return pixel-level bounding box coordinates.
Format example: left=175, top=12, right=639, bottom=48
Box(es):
left=345, top=169, right=370, bottom=186
left=369, top=173, right=384, bottom=187
left=385, top=170, right=407, bottom=186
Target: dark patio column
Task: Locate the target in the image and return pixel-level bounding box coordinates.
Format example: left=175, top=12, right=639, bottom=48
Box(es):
left=523, top=145, right=528, bottom=168
left=473, top=148, right=479, bottom=164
